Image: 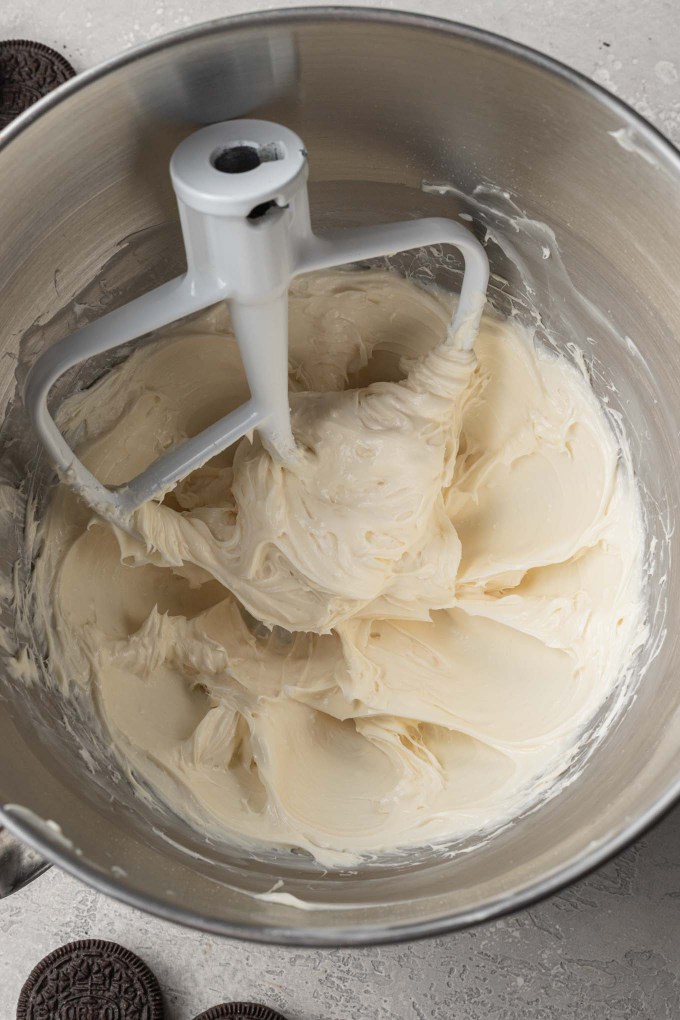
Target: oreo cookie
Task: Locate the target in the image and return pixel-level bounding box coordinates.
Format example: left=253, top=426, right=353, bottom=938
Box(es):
left=16, top=939, right=164, bottom=1020
left=192, top=1006, right=288, bottom=1020
left=0, top=39, right=75, bottom=129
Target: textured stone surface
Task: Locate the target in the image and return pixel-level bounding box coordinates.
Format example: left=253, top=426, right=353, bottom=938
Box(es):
left=1, top=0, right=680, bottom=1017
left=2, top=809, right=680, bottom=1018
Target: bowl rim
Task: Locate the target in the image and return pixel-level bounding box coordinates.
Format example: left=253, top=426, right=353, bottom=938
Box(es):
left=2, top=4, right=680, bottom=947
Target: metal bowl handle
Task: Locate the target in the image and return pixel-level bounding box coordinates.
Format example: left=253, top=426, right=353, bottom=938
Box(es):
left=0, top=826, right=49, bottom=897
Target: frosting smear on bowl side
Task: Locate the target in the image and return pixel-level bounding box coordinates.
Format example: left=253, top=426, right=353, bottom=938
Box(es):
left=33, top=269, right=647, bottom=867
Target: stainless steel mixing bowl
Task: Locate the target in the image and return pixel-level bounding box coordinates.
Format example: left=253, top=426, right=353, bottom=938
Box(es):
left=1, top=8, right=679, bottom=946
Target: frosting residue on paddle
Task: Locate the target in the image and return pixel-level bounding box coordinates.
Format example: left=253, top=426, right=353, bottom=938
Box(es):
left=32, top=269, right=647, bottom=866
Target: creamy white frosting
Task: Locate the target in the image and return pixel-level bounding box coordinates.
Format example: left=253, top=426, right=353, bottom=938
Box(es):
left=34, top=269, right=647, bottom=866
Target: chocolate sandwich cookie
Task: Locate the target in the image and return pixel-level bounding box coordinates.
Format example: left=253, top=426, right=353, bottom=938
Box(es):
left=192, top=1005, right=289, bottom=1020
left=16, top=939, right=164, bottom=1020
left=0, top=40, right=75, bottom=129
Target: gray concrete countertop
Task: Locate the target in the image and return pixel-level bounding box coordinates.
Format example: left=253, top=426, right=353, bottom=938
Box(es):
left=2, top=1, right=680, bottom=1017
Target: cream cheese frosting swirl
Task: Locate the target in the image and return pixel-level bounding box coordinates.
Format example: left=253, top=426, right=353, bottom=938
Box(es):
left=33, top=269, right=646, bottom=866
